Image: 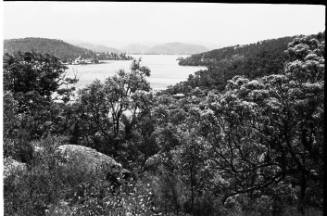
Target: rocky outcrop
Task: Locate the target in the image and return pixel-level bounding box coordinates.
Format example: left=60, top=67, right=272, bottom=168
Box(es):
left=144, top=153, right=163, bottom=169
left=45, top=200, right=72, bottom=216
left=3, top=157, right=27, bottom=179
left=56, top=144, right=123, bottom=177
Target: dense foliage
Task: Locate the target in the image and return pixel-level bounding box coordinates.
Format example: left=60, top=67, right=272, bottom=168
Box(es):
left=3, top=32, right=324, bottom=216
left=3, top=51, right=77, bottom=161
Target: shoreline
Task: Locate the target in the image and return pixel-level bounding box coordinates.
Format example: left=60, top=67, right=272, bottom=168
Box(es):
left=64, top=59, right=133, bottom=66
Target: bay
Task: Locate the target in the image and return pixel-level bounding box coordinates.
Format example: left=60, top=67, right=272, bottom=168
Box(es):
left=66, top=55, right=206, bottom=90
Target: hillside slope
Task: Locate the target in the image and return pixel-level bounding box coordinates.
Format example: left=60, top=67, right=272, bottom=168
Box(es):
left=4, top=37, right=97, bottom=62
left=178, top=36, right=295, bottom=67
left=168, top=32, right=325, bottom=93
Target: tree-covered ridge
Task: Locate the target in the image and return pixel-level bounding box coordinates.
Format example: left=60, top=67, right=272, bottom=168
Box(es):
left=3, top=32, right=324, bottom=216
left=178, top=36, right=294, bottom=67
left=171, top=33, right=324, bottom=93
left=4, top=37, right=132, bottom=63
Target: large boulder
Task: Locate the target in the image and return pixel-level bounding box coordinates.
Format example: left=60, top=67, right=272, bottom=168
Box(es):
left=3, top=157, right=27, bottom=179
left=56, top=144, right=123, bottom=177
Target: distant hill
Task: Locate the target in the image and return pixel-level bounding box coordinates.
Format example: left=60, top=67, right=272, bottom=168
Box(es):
left=123, top=44, right=151, bottom=54
left=72, top=42, right=122, bottom=54
left=146, top=42, right=208, bottom=55
left=123, top=42, right=208, bottom=55
left=4, top=37, right=98, bottom=62
left=4, top=38, right=133, bottom=62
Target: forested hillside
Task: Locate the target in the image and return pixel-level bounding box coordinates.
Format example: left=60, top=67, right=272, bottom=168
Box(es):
left=4, top=38, right=97, bottom=62
left=4, top=38, right=132, bottom=62
left=3, top=32, right=324, bottom=216
left=178, top=36, right=296, bottom=67
left=171, top=35, right=319, bottom=93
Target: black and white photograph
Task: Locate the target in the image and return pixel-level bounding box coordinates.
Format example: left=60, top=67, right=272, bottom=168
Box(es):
left=1, top=2, right=325, bottom=216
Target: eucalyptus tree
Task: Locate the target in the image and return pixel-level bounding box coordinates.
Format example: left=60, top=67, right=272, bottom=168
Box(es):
left=201, top=33, right=324, bottom=215
left=75, top=59, right=153, bottom=156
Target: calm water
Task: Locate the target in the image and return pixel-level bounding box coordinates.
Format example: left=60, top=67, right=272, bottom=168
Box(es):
left=66, top=55, right=206, bottom=90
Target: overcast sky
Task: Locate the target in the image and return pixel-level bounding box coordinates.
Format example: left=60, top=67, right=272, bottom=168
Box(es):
left=3, top=2, right=325, bottom=49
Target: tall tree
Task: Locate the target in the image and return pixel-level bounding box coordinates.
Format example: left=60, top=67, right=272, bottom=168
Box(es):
left=75, top=59, right=152, bottom=156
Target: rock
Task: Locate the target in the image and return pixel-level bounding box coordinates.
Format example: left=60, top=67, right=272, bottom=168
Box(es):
left=45, top=200, right=72, bottom=216
left=3, top=157, right=27, bottom=179
left=144, top=153, right=163, bottom=169
left=56, top=144, right=123, bottom=177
